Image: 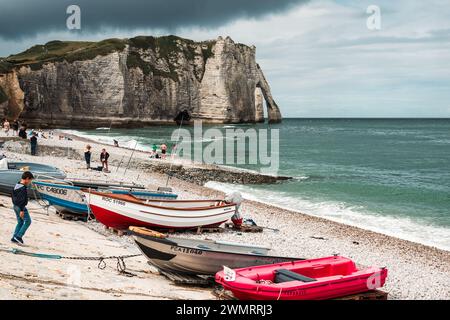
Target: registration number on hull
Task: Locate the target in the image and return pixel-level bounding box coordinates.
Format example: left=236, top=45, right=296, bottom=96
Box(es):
left=36, top=185, right=68, bottom=196
left=170, top=246, right=203, bottom=255
left=101, top=196, right=126, bottom=206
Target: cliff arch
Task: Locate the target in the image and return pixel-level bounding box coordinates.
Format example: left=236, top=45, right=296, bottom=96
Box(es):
left=255, top=65, right=282, bottom=123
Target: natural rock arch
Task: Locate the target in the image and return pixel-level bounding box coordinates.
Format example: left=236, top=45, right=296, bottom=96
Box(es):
left=254, top=65, right=282, bottom=123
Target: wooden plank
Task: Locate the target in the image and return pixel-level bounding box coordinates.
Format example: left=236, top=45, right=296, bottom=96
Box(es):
left=213, top=287, right=238, bottom=300
left=195, top=227, right=224, bottom=234
left=224, top=222, right=263, bottom=233
left=159, top=269, right=213, bottom=287
left=56, top=211, right=88, bottom=222
left=107, top=227, right=125, bottom=236
left=213, top=286, right=387, bottom=300
left=335, top=290, right=388, bottom=300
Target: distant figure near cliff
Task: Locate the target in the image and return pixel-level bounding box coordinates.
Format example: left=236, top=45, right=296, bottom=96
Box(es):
left=84, top=145, right=92, bottom=169
left=3, top=119, right=10, bottom=136
left=12, top=120, right=19, bottom=136
left=18, top=126, right=27, bottom=139
left=30, top=132, right=38, bottom=155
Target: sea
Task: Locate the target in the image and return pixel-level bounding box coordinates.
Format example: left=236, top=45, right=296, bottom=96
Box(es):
left=63, top=118, right=450, bottom=251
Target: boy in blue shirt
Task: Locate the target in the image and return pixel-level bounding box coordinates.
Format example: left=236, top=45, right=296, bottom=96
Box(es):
left=11, top=171, right=34, bottom=245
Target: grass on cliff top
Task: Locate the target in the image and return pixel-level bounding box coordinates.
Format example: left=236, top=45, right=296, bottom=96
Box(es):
left=4, top=39, right=126, bottom=70
left=0, top=60, right=14, bottom=73
left=0, top=86, right=8, bottom=104
left=2, top=36, right=218, bottom=81
left=129, top=35, right=214, bottom=62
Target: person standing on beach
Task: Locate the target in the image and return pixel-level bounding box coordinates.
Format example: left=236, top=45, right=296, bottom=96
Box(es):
left=3, top=119, right=10, bottom=136
left=18, top=124, right=27, bottom=139
left=30, top=132, right=38, bottom=156
left=160, top=143, right=167, bottom=159
left=12, top=120, right=19, bottom=136
left=11, top=171, right=34, bottom=245
left=100, top=148, right=110, bottom=172
left=150, top=143, right=158, bottom=158
left=84, top=145, right=92, bottom=169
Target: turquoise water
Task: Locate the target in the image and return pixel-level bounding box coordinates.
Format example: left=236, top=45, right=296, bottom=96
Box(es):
left=65, top=119, right=450, bottom=250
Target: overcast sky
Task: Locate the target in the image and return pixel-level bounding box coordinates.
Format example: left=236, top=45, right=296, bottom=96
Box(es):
left=1, top=0, right=449, bottom=117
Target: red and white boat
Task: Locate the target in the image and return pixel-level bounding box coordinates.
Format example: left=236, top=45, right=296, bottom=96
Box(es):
left=82, top=189, right=237, bottom=230
left=215, top=255, right=388, bottom=300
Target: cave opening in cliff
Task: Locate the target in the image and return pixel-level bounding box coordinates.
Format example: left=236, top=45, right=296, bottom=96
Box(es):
left=174, top=110, right=192, bottom=125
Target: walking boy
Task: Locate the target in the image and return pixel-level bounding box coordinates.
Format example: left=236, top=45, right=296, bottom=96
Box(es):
left=11, top=171, right=34, bottom=245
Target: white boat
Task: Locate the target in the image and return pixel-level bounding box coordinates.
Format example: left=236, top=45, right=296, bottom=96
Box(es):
left=83, top=190, right=237, bottom=230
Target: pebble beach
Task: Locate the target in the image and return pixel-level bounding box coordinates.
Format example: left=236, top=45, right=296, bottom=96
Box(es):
left=0, top=131, right=449, bottom=300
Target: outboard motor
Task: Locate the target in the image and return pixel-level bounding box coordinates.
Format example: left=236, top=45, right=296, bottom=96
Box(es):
left=225, top=192, right=243, bottom=227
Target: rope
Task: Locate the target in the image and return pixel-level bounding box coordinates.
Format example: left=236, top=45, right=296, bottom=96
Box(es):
left=122, top=141, right=139, bottom=177
left=63, top=253, right=141, bottom=277
left=277, top=287, right=283, bottom=300
left=30, top=185, right=52, bottom=215
left=85, top=187, right=95, bottom=221
left=1, top=247, right=141, bottom=276
left=165, top=114, right=184, bottom=187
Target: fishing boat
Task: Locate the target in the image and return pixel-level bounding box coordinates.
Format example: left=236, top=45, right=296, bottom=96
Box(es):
left=83, top=190, right=237, bottom=230
left=0, top=159, right=66, bottom=197
left=33, top=180, right=177, bottom=216
left=130, top=227, right=303, bottom=275
left=215, top=256, right=388, bottom=300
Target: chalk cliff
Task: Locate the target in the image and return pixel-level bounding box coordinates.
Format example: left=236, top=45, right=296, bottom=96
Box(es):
left=0, top=35, right=281, bottom=128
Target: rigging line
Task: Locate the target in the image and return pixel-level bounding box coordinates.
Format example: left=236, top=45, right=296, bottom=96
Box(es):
left=165, top=114, right=184, bottom=187
left=122, top=140, right=139, bottom=178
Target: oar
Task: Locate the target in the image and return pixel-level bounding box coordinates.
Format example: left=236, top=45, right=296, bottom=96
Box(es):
left=261, top=226, right=280, bottom=232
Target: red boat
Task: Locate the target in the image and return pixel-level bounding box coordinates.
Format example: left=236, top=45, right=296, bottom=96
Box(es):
left=215, top=255, right=387, bottom=300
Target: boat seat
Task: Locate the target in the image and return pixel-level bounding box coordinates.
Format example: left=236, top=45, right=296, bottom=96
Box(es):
left=274, top=269, right=317, bottom=283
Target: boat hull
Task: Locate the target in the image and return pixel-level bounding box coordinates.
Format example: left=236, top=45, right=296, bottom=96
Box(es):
left=33, top=181, right=177, bottom=215
left=84, top=191, right=236, bottom=230
left=215, top=256, right=388, bottom=300
left=0, top=162, right=66, bottom=198
left=131, top=231, right=302, bottom=275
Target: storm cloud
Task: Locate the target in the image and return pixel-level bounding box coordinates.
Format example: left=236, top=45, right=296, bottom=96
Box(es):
left=0, top=0, right=307, bottom=40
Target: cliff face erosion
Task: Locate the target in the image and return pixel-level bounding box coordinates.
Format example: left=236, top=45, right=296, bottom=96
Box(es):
left=0, top=36, right=282, bottom=128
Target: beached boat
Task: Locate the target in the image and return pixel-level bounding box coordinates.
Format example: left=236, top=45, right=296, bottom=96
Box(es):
left=83, top=190, right=237, bottom=230
left=33, top=180, right=177, bottom=215
left=129, top=227, right=303, bottom=275
left=0, top=159, right=66, bottom=197
left=215, top=256, right=388, bottom=300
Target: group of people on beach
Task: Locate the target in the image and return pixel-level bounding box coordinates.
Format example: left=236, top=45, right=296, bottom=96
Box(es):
left=84, top=145, right=110, bottom=172
left=2, top=118, right=56, bottom=156
left=150, top=143, right=168, bottom=159
left=83, top=141, right=170, bottom=173
left=3, top=119, right=23, bottom=137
